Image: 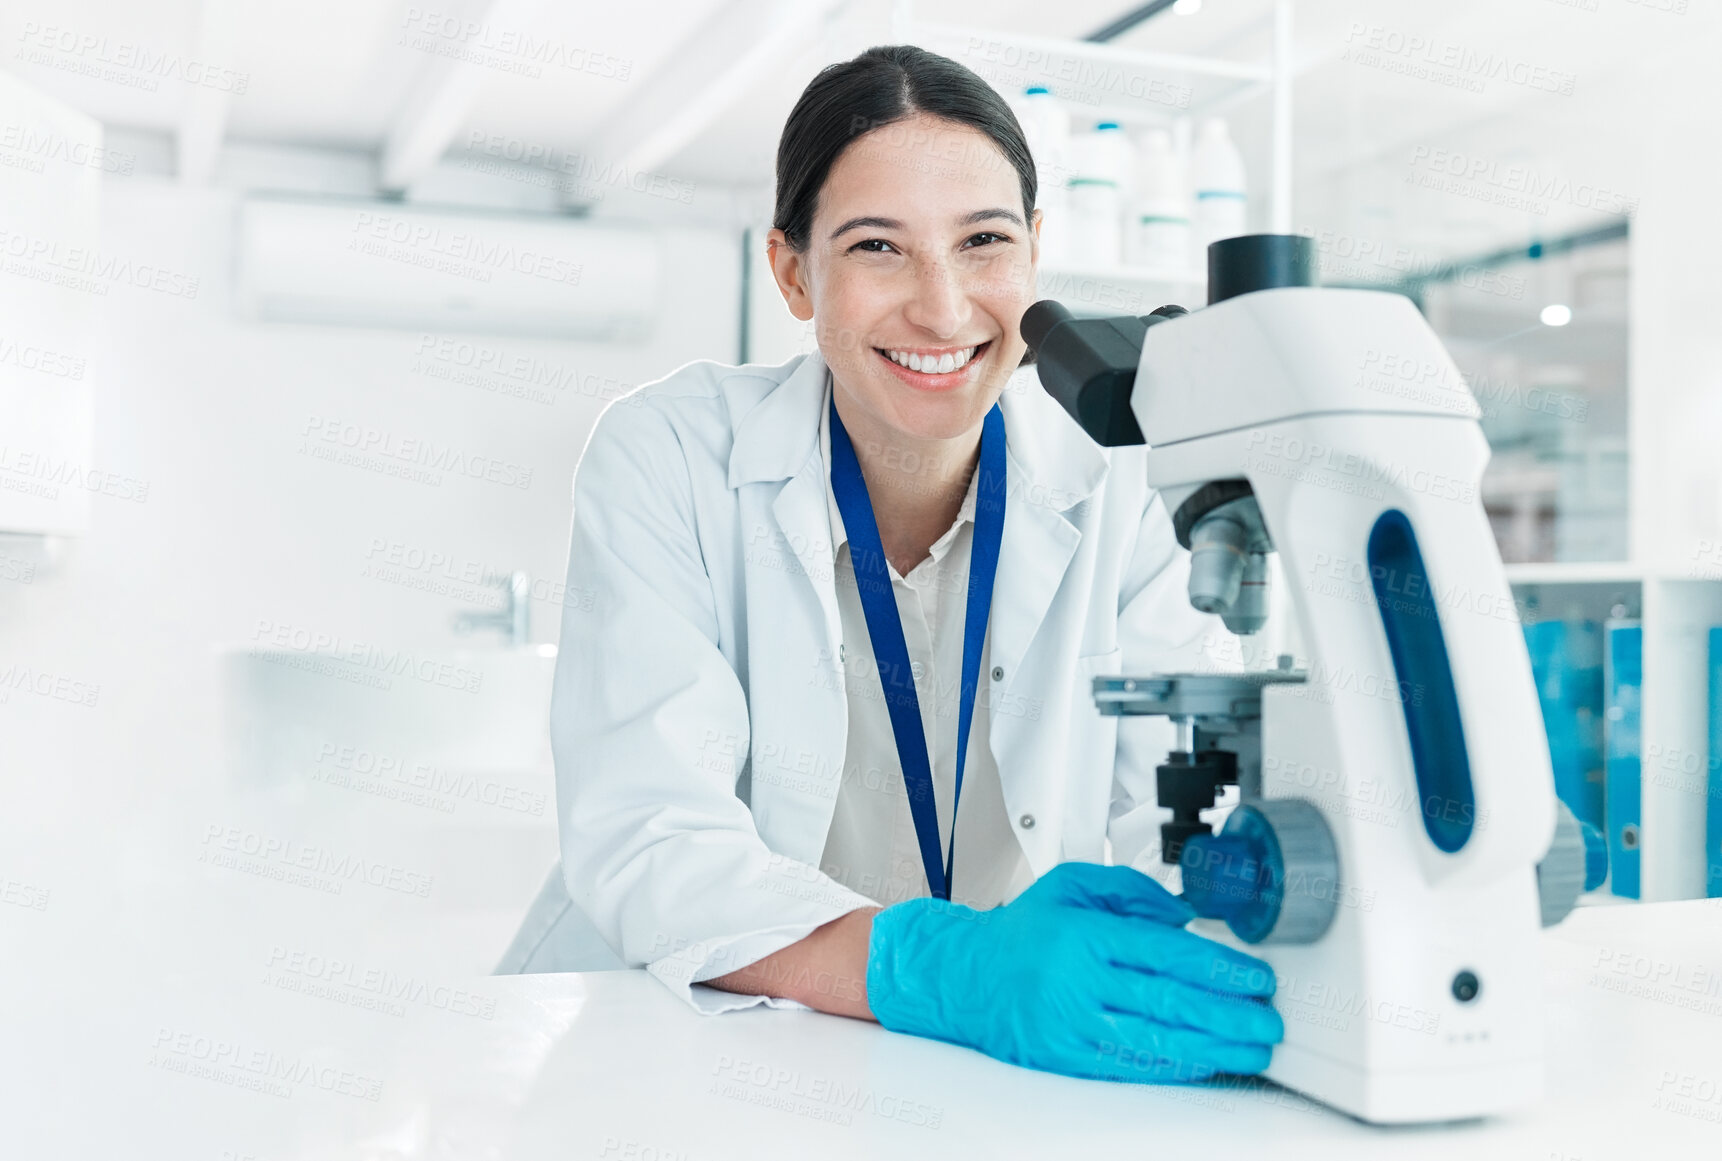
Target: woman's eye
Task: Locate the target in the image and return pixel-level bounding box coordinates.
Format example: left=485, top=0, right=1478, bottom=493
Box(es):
left=965, top=232, right=1010, bottom=248
left=851, top=238, right=896, bottom=254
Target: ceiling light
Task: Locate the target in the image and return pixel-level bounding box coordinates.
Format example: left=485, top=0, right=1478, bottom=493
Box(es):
left=1540, top=304, right=1572, bottom=327
left=1173, top=0, right=1203, bottom=13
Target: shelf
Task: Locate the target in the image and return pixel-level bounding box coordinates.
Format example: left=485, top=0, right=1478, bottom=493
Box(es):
left=900, top=18, right=1276, bottom=120
left=910, top=21, right=1272, bottom=82
left=893, top=0, right=1294, bottom=241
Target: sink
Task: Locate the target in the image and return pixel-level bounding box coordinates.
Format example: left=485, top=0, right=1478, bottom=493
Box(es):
left=218, top=640, right=557, bottom=787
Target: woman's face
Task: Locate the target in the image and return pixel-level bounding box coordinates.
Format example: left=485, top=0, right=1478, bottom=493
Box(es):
left=767, top=113, right=1040, bottom=446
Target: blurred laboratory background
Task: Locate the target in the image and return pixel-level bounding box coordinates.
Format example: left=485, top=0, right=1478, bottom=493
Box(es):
left=3, top=0, right=1721, bottom=1150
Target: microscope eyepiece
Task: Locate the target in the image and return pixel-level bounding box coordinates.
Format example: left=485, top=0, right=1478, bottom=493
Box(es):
left=1020, top=299, right=1074, bottom=353
left=1019, top=300, right=1189, bottom=447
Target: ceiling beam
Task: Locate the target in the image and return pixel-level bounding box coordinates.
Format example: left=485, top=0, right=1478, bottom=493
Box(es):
left=176, top=0, right=235, bottom=184
left=1084, top=0, right=1180, bottom=43
left=378, top=0, right=548, bottom=193
left=567, top=0, right=841, bottom=203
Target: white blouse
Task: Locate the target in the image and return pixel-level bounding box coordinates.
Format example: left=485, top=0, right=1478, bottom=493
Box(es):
left=816, top=374, right=1036, bottom=911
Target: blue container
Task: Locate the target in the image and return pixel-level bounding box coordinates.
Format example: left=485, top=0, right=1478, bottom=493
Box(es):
left=1523, top=619, right=1606, bottom=831
left=1604, top=621, right=1642, bottom=899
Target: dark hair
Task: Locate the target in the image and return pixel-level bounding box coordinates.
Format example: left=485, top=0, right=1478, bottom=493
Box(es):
left=773, top=44, right=1037, bottom=254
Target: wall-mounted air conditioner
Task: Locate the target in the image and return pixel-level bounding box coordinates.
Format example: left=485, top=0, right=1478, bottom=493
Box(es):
left=236, top=198, right=662, bottom=341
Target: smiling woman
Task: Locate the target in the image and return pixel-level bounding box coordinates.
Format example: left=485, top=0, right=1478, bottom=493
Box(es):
left=765, top=45, right=1043, bottom=577
left=548, top=43, right=1280, bottom=1088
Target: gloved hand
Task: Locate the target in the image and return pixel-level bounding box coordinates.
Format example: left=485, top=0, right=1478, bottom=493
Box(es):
left=866, top=862, right=1283, bottom=1084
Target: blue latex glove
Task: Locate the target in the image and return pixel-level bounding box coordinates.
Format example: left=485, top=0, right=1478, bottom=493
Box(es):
left=866, top=862, right=1283, bottom=1084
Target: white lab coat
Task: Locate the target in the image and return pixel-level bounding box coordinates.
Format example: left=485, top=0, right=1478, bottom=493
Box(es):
left=550, top=345, right=1216, bottom=1011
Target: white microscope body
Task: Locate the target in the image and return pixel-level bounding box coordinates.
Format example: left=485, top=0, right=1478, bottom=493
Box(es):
left=1025, top=235, right=1593, bottom=1125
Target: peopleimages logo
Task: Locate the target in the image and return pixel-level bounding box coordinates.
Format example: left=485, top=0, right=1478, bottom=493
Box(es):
left=199, top=822, right=436, bottom=898
left=0, top=226, right=200, bottom=298
left=1302, top=229, right=1526, bottom=300
left=1244, top=429, right=1476, bottom=505
left=0, top=445, right=150, bottom=503
left=149, top=1027, right=381, bottom=1102
left=1341, top=23, right=1577, bottom=95
left=398, top=7, right=633, bottom=80
left=0, top=122, right=135, bottom=174
left=299, top=415, right=533, bottom=491
left=957, top=37, right=1191, bottom=107
left=459, top=133, right=696, bottom=203
left=249, top=618, right=485, bottom=694
left=12, top=22, right=250, bottom=93
left=348, top=211, right=584, bottom=286
left=1407, top=147, right=1637, bottom=216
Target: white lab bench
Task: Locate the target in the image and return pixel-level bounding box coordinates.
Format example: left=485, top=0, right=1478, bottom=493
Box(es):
left=125, top=898, right=1705, bottom=1160
left=484, top=901, right=1722, bottom=1160
left=12, top=843, right=1720, bottom=1159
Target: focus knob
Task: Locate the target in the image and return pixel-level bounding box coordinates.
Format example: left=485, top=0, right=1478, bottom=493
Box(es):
left=1180, top=798, right=1339, bottom=945
left=1537, top=799, right=1606, bottom=926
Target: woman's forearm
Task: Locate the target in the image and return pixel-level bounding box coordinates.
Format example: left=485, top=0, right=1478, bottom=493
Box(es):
left=704, top=906, right=883, bottom=1020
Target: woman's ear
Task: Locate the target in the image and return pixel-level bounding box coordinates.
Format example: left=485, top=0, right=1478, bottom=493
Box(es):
left=765, top=228, right=815, bottom=323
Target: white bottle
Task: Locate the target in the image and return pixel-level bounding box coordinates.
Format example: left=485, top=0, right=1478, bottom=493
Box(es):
left=1068, top=121, right=1127, bottom=268
left=1191, top=117, right=1248, bottom=265
left=1016, top=87, right=1070, bottom=265
left=1125, top=127, right=1191, bottom=273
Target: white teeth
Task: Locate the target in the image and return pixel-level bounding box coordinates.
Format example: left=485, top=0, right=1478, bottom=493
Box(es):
left=884, top=345, right=979, bottom=374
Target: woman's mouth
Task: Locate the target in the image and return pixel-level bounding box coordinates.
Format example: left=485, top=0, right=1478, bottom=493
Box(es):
left=873, top=340, right=992, bottom=390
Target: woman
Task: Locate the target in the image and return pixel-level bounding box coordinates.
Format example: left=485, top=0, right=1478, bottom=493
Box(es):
left=551, top=44, right=1283, bottom=1084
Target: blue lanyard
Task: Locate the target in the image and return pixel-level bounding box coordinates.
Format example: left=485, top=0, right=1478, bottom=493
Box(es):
left=828, top=391, right=1007, bottom=902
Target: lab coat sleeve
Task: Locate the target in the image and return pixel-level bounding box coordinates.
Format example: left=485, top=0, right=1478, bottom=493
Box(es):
left=1103, top=482, right=1227, bottom=884
left=553, top=394, right=876, bottom=1015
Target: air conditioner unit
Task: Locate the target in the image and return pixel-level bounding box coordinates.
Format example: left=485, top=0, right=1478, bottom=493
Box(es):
left=236, top=198, right=661, bottom=341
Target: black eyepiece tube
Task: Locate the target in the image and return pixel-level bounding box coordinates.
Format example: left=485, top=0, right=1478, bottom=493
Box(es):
left=1019, top=299, right=1191, bottom=447
left=1020, top=299, right=1074, bottom=353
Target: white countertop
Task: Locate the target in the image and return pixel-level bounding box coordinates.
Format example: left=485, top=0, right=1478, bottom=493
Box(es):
left=487, top=901, right=1722, bottom=1161
left=13, top=875, right=1719, bottom=1160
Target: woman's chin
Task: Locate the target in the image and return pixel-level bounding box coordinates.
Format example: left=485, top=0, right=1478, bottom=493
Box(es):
left=878, top=396, right=997, bottom=444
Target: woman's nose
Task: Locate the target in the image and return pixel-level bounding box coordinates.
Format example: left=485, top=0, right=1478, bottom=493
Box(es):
left=902, top=256, right=971, bottom=338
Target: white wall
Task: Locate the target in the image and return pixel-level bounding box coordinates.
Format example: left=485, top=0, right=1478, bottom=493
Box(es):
left=1629, top=34, right=1722, bottom=569
left=0, top=154, right=741, bottom=838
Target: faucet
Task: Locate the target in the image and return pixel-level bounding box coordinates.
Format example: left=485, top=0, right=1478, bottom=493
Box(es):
left=452, top=570, right=530, bottom=646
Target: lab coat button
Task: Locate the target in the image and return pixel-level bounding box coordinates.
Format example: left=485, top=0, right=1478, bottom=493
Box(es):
left=838, top=642, right=846, bottom=662
left=1019, top=813, right=1035, bottom=830
left=992, top=665, right=1005, bottom=681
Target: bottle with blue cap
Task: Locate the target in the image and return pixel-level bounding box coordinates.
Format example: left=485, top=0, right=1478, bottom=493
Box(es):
left=1015, top=86, right=1070, bottom=265
left=1069, top=120, right=1128, bottom=266
left=1126, top=126, right=1192, bottom=273
left=1192, top=116, right=1248, bottom=263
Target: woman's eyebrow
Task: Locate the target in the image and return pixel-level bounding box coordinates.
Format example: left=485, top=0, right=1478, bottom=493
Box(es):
left=829, top=215, right=902, bottom=240
left=829, top=207, right=1025, bottom=241
left=959, top=207, right=1025, bottom=229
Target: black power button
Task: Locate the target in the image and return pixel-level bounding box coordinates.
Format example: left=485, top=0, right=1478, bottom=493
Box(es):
left=1452, top=970, right=1481, bottom=1003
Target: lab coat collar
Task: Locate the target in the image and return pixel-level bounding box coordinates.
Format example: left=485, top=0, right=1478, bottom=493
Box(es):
left=726, top=345, right=1110, bottom=510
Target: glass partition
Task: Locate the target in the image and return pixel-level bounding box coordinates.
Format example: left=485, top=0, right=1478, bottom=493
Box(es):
left=1418, top=232, right=1630, bottom=564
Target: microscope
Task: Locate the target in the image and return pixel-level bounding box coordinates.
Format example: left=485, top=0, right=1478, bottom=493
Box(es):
left=1023, top=235, right=1606, bottom=1124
